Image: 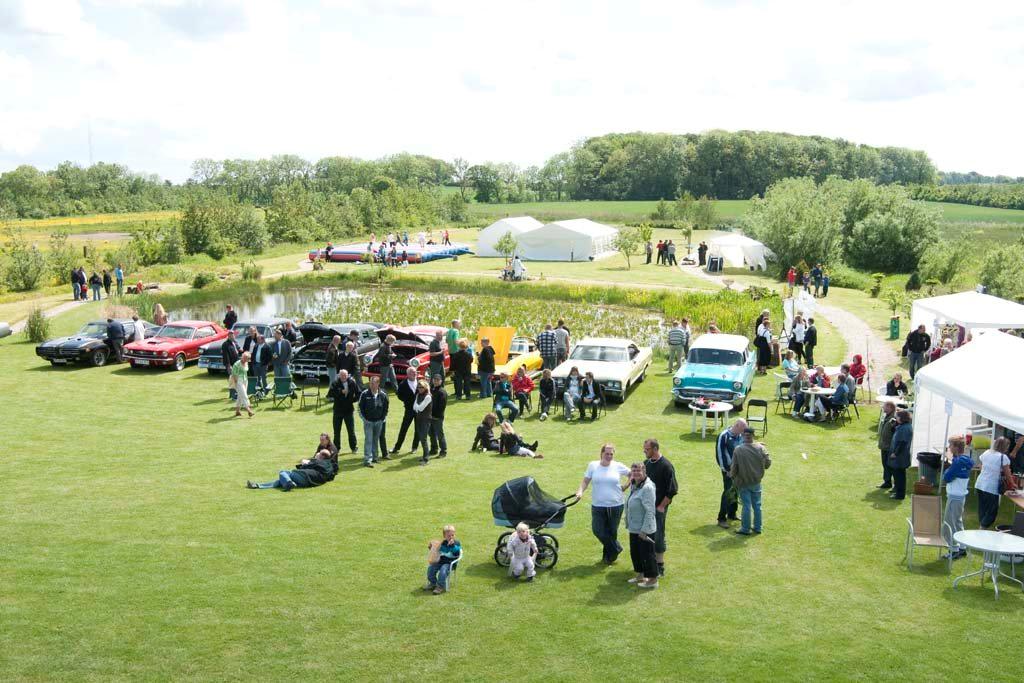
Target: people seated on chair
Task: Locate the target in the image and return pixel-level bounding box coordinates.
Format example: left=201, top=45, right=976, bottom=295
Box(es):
left=563, top=366, right=583, bottom=420
left=839, top=363, right=858, bottom=400
left=885, top=373, right=909, bottom=397
left=578, top=371, right=604, bottom=421
left=538, top=369, right=555, bottom=421
left=810, top=365, right=831, bottom=388
left=499, top=421, right=543, bottom=458
left=472, top=412, right=500, bottom=451
left=781, top=350, right=800, bottom=379
left=424, top=524, right=461, bottom=595
left=492, top=371, right=519, bottom=423
left=809, top=373, right=849, bottom=422
left=848, top=354, right=867, bottom=385
left=511, top=255, right=526, bottom=281
left=246, top=442, right=338, bottom=491
left=511, top=366, right=535, bottom=415
left=507, top=522, right=538, bottom=581
left=789, top=367, right=810, bottom=416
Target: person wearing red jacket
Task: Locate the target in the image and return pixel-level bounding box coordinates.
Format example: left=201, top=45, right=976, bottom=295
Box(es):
left=511, top=366, right=535, bottom=415
left=848, top=354, right=867, bottom=385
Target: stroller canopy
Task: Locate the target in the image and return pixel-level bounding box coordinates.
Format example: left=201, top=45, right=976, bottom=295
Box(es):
left=492, top=476, right=567, bottom=528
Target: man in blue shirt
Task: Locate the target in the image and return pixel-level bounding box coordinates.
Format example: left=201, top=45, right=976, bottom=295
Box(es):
left=114, top=264, right=124, bottom=296
left=715, top=419, right=746, bottom=528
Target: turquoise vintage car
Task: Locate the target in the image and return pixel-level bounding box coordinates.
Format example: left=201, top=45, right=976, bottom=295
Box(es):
left=671, top=333, right=756, bottom=409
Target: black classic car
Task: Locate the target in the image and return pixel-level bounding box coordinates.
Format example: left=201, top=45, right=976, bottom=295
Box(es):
left=292, top=322, right=383, bottom=380
left=197, top=318, right=303, bottom=373
left=36, top=319, right=158, bottom=367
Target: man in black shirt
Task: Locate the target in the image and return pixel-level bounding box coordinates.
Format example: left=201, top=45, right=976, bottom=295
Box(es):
left=223, top=305, right=237, bottom=330
left=477, top=337, right=496, bottom=399
left=429, top=373, right=448, bottom=457
left=905, top=324, right=931, bottom=379
left=336, top=341, right=360, bottom=388
left=327, top=369, right=360, bottom=452
left=222, top=330, right=241, bottom=399
left=803, top=318, right=818, bottom=367
left=643, top=438, right=678, bottom=577
left=391, top=367, right=421, bottom=455
left=106, top=318, right=125, bottom=362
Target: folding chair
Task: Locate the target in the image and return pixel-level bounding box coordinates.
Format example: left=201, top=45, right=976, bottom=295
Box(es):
left=849, top=396, right=861, bottom=419
left=774, top=381, right=792, bottom=414
left=998, top=511, right=1024, bottom=579
left=904, top=494, right=952, bottom=572
left=272, top=376, right=295, bottom=409
left=829, top=403, right=852, bottom=425
left=746, top=399, right=768, bottom=435
left=446, top=552, right=462, bottom=591
left=247, top=375, right=263, bottom=407
left=300, top=375, right=321, bottom=410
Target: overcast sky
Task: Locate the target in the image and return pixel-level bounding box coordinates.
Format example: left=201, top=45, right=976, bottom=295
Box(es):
left=2, top=0, right=1023, bottom=182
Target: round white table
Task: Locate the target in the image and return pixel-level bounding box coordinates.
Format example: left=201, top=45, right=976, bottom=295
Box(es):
left=952, top=530, right=1024, bottom=599
left=875, top=393, right=910, bottom=408
left=800, top=387, right=835, bottom=419
left=690, top=401, right=733, bottom=439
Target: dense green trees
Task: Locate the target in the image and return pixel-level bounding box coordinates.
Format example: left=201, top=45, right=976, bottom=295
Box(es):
left=909, top=182, right=1024, bottom=210
left=978, top=244, right=1024, bottom=300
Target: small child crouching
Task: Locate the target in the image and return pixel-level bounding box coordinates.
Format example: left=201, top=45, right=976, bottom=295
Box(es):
left=507, top=522, right=538, bottom=581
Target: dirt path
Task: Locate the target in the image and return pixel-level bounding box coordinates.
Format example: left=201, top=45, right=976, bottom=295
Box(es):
left=10, top=300, right=86, bottom=334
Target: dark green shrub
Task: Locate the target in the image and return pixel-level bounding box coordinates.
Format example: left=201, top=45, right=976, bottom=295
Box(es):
left=192, top=272, right=216, bottom=289
left=23, top=306, right=50, bottom=342
left=905, top=271, right=921, bottom=291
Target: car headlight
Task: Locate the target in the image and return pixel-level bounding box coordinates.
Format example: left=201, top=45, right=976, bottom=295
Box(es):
left=161, top=351, right=168, bottom=357
left=733, top=381, right=743, bottom=391
left=674, top=378, right=682, bottom=387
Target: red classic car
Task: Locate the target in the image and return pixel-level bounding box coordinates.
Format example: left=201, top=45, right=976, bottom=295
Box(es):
left=124, top=320, right=229, bottom=371
left=364, top=325, right=450, bottom=380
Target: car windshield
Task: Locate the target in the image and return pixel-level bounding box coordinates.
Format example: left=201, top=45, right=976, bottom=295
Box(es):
left=233, top=324, right=269, bottom=337
left=569, top=345, right=628, bottom=363
left=155, top=325, right=195, bottom=340
left=688, top=348, right=744, bottom=365
left=78, top=322, right=107, bottom=336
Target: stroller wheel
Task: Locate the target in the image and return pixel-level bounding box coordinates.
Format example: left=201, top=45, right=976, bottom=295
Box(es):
left=496, top=531, right=513, bottom=549
left=536, top=543, right=558, bottom=570
left=537, top=532, right=559, bottom=549
left=493, top=544, right=510, bottom=567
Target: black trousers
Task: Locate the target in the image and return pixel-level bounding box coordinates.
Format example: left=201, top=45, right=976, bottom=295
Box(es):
left=718, top=471, right=738, bottom=521
left=393, top=408, right=419, bottom=451
left=414, top=420, right=430, bottom=459
left=891, top=467, right=907, bottom=500
left=629, top=533, right=658, bottom=579
left=977, top=490, right=1000, bottom=528
left=880, top=448, right=893, bottom=485
left=539, top=393, right=553, bottom=415
left=429, top=417, right=447, bottom=454
left=333, top=409, right=356, bottom=452
left=804, top=344, right=815, bottom=367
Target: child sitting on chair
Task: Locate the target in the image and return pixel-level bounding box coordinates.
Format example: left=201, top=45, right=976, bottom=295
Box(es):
left=507, top=522, right=538, bottom=581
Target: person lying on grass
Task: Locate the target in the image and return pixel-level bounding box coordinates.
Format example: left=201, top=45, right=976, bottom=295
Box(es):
left=498, top=421, right=543, bottom=458
left=472, top=412, right=499, bottom=451
left=246, top=441, right=338, bottom=491
left=425, top=524, right=461, bottom=595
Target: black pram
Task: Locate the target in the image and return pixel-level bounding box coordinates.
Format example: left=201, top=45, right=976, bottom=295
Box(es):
left=491, top=476, right=578, bottom=570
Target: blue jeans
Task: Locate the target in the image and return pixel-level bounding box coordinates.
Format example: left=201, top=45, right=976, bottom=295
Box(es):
left=907, top=351, right=926, bottom=379
left=591, top=504, right=624, bottom=561
left=564, top=392, right=579, bottom=418
left=738, top=484, right=763, bottom=533
left=116, top=280, right=123, bottom=296
left=479, top=372, right=493, bottom=398
left=258, top=470, right=295, bottom=490
left=91, top=284, right=101, bottom=300
left=327, top=367, right=337, bottom=391
left=427, top=562, right=452, bottom=590
left=363, top=419, right=384, bottom=464
left=494, top=398, right=518, bottom=423
left=72, top=284, right=80, bottom=301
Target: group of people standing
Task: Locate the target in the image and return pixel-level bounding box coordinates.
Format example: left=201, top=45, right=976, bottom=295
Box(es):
left=785, top=264, right=830, bottom=298
left=649, top=239, right=679, bottom=266
left=71, top=264, right=125, bottom=301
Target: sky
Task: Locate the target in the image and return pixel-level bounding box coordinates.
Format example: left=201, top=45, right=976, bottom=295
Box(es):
left=2, top=0, right=1023, bottom=182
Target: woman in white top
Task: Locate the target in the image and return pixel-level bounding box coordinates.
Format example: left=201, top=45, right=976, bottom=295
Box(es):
left=412, top=380, right=433, bottom=465
left=563, top=366, right=583, bottom=420
left=975, top=436, right=1022, bottom=528
left=781, top=350, right=800, bottom=380
left=575, top=444, right=631, bottom=563
left=755, top=319, right=773, bottom=375
left=788, top=314, right=806, bottom=362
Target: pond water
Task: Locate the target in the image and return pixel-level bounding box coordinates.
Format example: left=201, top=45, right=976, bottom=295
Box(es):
left=174, top=288, right=666, bottom=347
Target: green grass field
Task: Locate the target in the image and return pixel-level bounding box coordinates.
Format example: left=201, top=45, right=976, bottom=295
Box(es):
left=2, top=289, right=1022, bottom=681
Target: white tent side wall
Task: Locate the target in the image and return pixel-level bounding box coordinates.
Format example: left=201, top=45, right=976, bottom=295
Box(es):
left=909, top=291, right=1024, bottom=333
left=476, top=217, right=543, bottom=257
left=518, top=220, right=619, bottom=261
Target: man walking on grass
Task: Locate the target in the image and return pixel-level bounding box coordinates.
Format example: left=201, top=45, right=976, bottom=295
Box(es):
left=715, top=419, right=745, bottom=528
left=642, top=438, right=677, bottom=577
left=666, top=320, right=688, bottom=373
left=803, top=317, right=817, bottom=367
left=358, top=376, right=388, bottom=468
left=730, top=428, right=771, bottom=535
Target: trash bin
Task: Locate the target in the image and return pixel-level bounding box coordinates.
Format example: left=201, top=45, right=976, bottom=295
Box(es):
left=916, top=452, right=942, bottom=487
left=889, top=316, right=900, bottom=340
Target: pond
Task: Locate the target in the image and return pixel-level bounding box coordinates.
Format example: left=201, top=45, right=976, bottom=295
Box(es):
left=173, top=288, right=666, bottom=347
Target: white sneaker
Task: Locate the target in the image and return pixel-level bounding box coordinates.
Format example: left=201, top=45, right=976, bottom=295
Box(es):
left=627, top=576, right=642, bottom=584
left=540, top=413, right=547, bottom=421
left=791, top=411, right=799, bottom=417
left=639, top=579, right=659, bottom=589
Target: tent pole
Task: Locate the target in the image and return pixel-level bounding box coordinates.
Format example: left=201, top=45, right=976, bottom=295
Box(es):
left=865, top=334, right=873, bottom=403
left=938, top=413, right=950, bottom=494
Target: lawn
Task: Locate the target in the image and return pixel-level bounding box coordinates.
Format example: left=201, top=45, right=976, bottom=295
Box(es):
left=1, top=297, right=1021, bottom=681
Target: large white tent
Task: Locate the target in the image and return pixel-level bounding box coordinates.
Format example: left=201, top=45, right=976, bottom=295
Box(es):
left=910, top=330, right=1024, bottom=463
left=517, top=219, right=618, bottom=261
left=707, top=234, right=772, bottom=270
left=476, top=216, right=543, bottom=257
left=909, top=290, right=1024, bottom=336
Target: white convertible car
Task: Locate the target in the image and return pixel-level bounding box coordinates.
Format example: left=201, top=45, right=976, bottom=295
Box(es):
left=551, top=337, right=653, bottom=403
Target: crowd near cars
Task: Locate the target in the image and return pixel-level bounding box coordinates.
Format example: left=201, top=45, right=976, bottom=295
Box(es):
left=199, top=318, right=303, bottom=373
left=551, top=337, right=653, bottom=402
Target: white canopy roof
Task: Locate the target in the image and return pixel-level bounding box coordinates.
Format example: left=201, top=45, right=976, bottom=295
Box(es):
left=476, top=216, right=543, bottom=257
left=707, top=234, right=772, bottom=270
left=517, top=219, right=618, bottom=261
left=911, top=330, right=1024, bottom=461
left=910, top=290, right=1024, bottom=333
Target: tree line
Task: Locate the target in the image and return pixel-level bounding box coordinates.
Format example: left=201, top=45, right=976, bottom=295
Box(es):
left=909, top=182, right=1024, bottom=210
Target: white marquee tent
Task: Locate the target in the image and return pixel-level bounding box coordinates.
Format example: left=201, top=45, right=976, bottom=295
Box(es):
left=476, top=216, right=543, bottom=257
left=910, top=330, right=1024, bottom=464
left=517, top=219, right=618, bottom=261
left=909, top=290, right=1024, bottom=337
left=707, top=234, right=772, bottom=270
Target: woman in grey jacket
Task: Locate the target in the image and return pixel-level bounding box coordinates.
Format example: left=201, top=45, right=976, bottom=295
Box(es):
left=625, top=462, right=659, bottom=589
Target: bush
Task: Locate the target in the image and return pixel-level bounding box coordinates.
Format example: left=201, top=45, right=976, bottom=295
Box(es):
left=869, top=273, right=885, bottom=298
left=824, top=263, right=873, bottom=291
left=905, top=271, right=922, bottom=291
left=161, top=225, right=184, bottom=264
left=979, top=244, right=1024, bottom=300
left=240, top=260, right=263, bottom=281
left=23, top=306, right=50, bottom=343
left=46, top=231, right=78, bottom=286
left=192, top=272, right=216, bottom=289
left=205, top=236, right=230, bottom=260
left=2, top=230, right=48, bottom=291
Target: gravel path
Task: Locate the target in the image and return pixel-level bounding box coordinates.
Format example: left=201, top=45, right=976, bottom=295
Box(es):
left=10, top=300, right=86, bottom=333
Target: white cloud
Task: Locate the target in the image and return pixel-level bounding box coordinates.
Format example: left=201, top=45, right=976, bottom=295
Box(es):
left=0, top=0, right=1022, bottom=180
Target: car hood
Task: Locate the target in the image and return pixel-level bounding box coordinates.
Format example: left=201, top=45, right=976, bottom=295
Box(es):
left=377, top=327, right=433, bottom=344
left=552, top=360, right=629, bottom=379
left=126, top=337, right=186, bottom=350
left=39, top=334, right=103, bottom=348
left=675, top=362, right=747, bottom=385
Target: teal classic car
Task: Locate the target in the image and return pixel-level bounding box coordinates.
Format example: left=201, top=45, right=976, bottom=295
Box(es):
left=671, top=333, right=756, bottom=409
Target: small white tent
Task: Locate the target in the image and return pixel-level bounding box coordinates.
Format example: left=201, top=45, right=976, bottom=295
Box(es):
left=911, top=330, right=1024, bottom=463
left=476, top=216, right=543, bottom=257
left=910, top=290, right=1024, bottom=336
left=518, top=219, right=618, bottom=261
left=707, top=234, right=772, bottom=270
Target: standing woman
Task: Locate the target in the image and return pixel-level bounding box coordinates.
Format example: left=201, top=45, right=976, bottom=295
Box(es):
left=574, top=444, right=631, bottom=564
left=975, top=436, right=1023, bottom=528
left=887, top=410, right=913, bottom=500
left=412, top=379, right=433, bottom=465
left=231, top=351, right=254, bottom=418
left=153, top=303, right=168, bottom=326
left=788, top=314, right=805, bottom=363
left=625, top=462, right=659, bottom=589
left=755, top=319, right=773, bottom=375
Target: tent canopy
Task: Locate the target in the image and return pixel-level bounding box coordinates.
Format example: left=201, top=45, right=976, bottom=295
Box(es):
left=517, top=219, right=618, bottom=261
left=910, top=331, right=1024, bottom=460
left=910, top=290, right=1024, bottom=333
left=476, top=216, right=543, bottom=257
left=708, top=234, right=772, bottom=270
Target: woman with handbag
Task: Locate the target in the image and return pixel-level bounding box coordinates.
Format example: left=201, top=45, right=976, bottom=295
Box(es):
left=975, top=436, right=1023, bottom=528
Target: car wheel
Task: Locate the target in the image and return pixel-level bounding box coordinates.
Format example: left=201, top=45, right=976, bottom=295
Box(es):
left=734, top=400, right=745, bottom=411
left=91, top=349, right=108, bottom=367
left=174, top=353, right=187, bottom=371
left=206, top=368, right=217, bottom=375
left=636, top=370, right=646, bottom=383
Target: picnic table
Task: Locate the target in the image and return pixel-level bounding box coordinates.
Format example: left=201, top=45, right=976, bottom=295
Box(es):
left=690, top=401, right=733, bottom=439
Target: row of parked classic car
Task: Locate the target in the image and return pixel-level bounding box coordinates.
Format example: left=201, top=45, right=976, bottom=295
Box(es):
left=36, top=315, right=759, bottom=407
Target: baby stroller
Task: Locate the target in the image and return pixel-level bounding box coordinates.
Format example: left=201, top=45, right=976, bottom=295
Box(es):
left=491, top=476, right=578, bottom=570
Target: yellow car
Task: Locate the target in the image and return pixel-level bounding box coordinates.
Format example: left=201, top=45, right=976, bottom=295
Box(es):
left=471, top=327, right=543, bottom=382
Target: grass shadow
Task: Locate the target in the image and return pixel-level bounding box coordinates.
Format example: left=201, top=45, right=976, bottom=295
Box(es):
left=207, top=415, right=241, bottom=424
left=587, top=570, right=644, bottom=606
left=194, top=398, right=226, bottom=406
left=706, top=531, right=755, bottom=553
left=548, top=559, right=610, bottom=583
left=862, top=489, right=904, bottom=511
left=689, top=523, right=727, bottom=538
